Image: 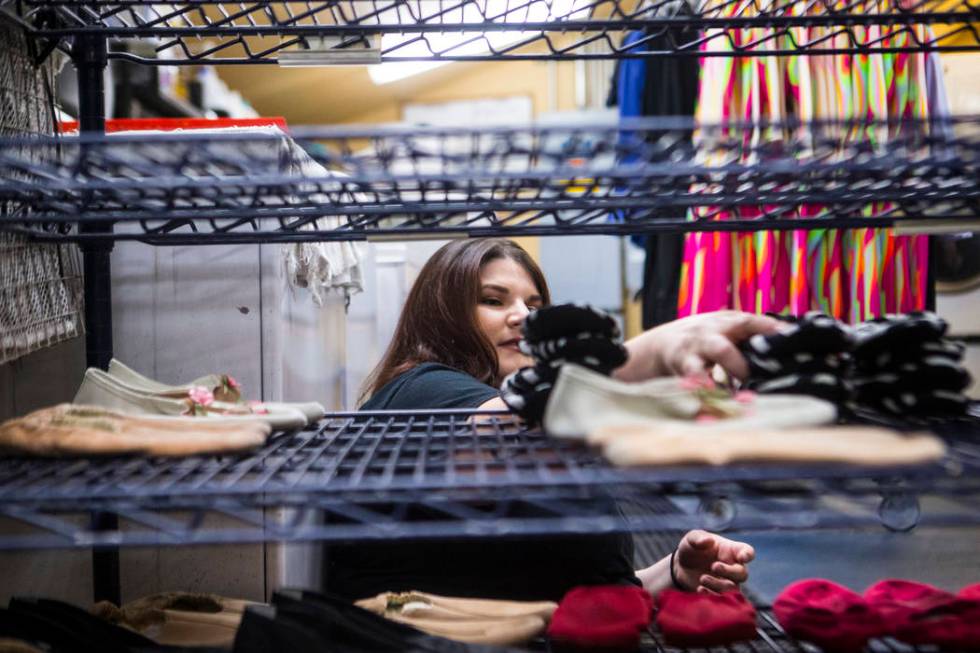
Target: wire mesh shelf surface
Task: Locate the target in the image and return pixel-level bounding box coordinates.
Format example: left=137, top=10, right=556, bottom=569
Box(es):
left=2, top=117, right=977, bottom=244
left=0, top=409, right=977, bottom=549
left=3, top=0, right=979, bottom=62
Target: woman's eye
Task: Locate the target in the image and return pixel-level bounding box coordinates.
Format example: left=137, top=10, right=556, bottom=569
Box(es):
left=481, top=297, right=503, bottom=306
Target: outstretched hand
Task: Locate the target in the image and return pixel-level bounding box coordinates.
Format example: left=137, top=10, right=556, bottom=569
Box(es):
left=616, top=310, right=785, bottom=383
left=673, top=529, right=755, bottom=594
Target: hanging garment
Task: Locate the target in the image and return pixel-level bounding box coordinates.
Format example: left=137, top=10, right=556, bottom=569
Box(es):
left=678, top=8, right=939, bottom=322
left=639, top=16, right=700, bottom=328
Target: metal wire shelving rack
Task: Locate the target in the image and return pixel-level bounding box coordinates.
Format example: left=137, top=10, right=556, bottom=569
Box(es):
left=3, top=117, right=978, bottom=244
left=2, top=0, right=979, bottom=63
left=1, top=409, right=978, bottom=550
left=2, top=0, right=980, bottom=614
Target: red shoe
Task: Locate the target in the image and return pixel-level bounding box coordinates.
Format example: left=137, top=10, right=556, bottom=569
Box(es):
left=865, top=579, right=980, bottom=649
left=654, top=589, right=757, bottom=647
left=773, top=579, right=884, bottom=653
left=547, top=585, right=653, bottom=650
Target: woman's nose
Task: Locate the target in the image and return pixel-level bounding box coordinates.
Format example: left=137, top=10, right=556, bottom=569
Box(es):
left=506, top=303, right=529, bottom=326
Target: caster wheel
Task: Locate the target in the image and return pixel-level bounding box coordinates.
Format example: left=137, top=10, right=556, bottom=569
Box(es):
left=879, top=493, right=920, bottom=532
left=697, top=496, right=736, bottom=531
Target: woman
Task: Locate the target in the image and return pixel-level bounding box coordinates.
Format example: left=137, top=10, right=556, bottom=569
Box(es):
left=328, top=238, right=780, bottom=602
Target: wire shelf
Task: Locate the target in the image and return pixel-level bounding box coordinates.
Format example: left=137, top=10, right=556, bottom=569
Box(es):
left=3, top=0, right=979, bottom=63
left=0, top=409, right=977, bottom=550
left=1, top=117, right=977, bottom=244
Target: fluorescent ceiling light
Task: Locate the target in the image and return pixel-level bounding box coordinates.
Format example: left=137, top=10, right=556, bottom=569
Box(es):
left=368, top=0, right=586, bottom=84
left=279, top=35, right=381, bottom=67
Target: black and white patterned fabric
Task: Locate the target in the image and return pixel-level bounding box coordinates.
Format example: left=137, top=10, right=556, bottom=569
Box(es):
left=744, top=373, right=853, bottom=404
left=523, top=303, right=621, bottom=343
left=740, top=310, right=971, bottom=419
left=519, top=334, right=628, bottom=375
left=741, top=312, right=852, bottom=359
left=502, top=303, right=627, bottom=425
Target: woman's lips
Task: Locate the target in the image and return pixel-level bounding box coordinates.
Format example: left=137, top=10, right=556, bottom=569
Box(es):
left=499, top=339, right=522, bottom=352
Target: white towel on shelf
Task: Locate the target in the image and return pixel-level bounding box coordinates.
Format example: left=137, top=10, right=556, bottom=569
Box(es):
left=280, top=138, right=365, bottom=306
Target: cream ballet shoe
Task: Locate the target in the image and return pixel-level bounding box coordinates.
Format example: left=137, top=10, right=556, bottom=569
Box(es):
left=544, top=363, right=837, bottom=441
left=0, top=404, right=269, bottom=457
left=108, top=358, right=325, bottom=423
left=355, top=591, right=556, bottom=646
left=599, top=424, right=946, bottom=468
left=74, top=368, right=307, bottom=431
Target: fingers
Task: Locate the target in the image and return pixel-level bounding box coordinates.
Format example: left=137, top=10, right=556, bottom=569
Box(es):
left=735, top=544, right=756, bottom=564
left=698, top=574, right=739, bottom=594
left=720, top=312, right=786, bottom=341
left=711, top=561, right=749, bottom=584
left=699, top=333, right=750, bottom=380
left=685, top=530, right=715, bottom=549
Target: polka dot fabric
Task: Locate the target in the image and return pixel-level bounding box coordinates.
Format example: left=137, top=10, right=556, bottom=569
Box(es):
left=501, top=304, right=627, bottom=425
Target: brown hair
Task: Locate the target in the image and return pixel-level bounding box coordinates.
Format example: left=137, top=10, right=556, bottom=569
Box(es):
left=360, top=238, right=550, bottom=405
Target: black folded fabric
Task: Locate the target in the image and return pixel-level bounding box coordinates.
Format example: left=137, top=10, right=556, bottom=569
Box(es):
left=501, top=369, right=554, bottom=425
left=854, top=339, right=965, bottom=373
left=742, top=313, right=852, bottom=359
left=852, top=312, right=948, bottom=360
left=519, top=335, right=628, bottom=375
left=233, top=605, right=335, bottom=653
left=854, top=360, right=972, bottom=398
left=744, top=373, right=853, bottom=404
left=745, top=351, right=851, bottom=380
left=7, top=597, right=155, bottom=653
left=858, top=389, right=970, bottom=417
left=523, top=304, right=620, bottom=343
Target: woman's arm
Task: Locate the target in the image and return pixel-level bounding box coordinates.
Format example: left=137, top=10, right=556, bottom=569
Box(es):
left=636, top=530, right=755, bottom=596
left=614, top=311, right=785, bottom=383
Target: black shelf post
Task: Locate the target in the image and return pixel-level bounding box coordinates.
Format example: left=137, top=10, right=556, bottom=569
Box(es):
left=72, top=27, right=120, bottom=607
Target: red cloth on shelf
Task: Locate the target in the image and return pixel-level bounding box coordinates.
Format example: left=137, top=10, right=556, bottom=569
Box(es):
left=865, top=579, right=980, bottom=649
left=773, top=579, right=884, bottom=653
left=547, top=585, right=653, bottom=650
left=959, top=583, right=980, bottom=600
left=654, top=589, right=757, bottom=647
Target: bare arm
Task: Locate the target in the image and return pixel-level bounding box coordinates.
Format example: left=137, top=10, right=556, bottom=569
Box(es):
left=636, top=530, right=755, bottom=597
left=614, top=311, right=785, bottom=383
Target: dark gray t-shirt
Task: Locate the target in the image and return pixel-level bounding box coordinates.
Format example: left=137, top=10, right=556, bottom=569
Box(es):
left=360, top=362, right=498, bottom=410
left=326, top=363, right=640, bottom=601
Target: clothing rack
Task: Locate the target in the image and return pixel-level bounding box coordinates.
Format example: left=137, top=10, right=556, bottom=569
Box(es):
left=3, top=0, right=980, bottom=62
left=1, top=0, right=979, bottom=614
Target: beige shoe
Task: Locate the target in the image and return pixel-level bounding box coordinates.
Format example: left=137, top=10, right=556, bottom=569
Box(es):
left=0, top=404, right=269, bottom=457
left=599, top=424, right=946, bottom=467
left=355, top=591, right=556, bottom=646
left=108, top=359, right=325, bottom=423
left=93, top=592, right=258, bottom=647
left=74, top=368, right=307, bottom=431
left=544, top=363, right=837, bottom=441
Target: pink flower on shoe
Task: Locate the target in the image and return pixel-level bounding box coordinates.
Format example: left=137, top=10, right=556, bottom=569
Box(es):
left=680, top=375, right=716, bottom=391
left=188, top=386, right=214, bottom=407
left=248, top=400, right=269, bottom=415
left=734, top=390, right=756, bottom=404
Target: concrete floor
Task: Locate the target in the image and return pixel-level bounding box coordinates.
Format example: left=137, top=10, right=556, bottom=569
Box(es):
left=740, top=525, right=980, bottom=604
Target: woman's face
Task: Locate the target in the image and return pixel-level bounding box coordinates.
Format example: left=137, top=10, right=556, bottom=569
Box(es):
left=476, top=256, right=544, bottom=380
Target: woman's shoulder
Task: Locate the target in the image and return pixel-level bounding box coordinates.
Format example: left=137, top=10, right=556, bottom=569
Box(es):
left=360, top=363, right=498, bottom=411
